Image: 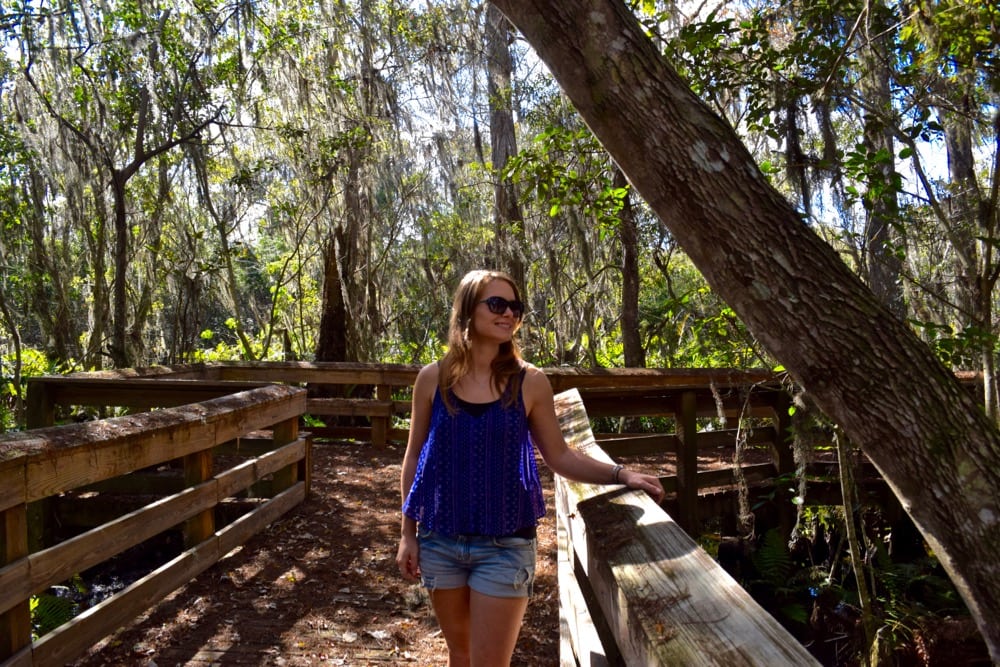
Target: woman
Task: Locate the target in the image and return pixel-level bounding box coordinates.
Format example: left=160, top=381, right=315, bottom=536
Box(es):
left=396, top=269, right=664, bottom=666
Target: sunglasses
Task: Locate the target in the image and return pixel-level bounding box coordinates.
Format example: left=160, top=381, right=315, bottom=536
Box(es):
left=478, top=296, right=524, bottom=318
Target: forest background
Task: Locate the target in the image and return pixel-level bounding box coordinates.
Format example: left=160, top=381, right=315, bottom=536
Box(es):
left=0, top=0, right=996, bottom=431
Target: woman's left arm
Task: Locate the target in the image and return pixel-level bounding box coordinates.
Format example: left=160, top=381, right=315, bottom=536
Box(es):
left=523, top=366, right=664, bottom=503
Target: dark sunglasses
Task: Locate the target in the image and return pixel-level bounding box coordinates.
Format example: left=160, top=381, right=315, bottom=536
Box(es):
left=478, top=296, right=524, bottom=318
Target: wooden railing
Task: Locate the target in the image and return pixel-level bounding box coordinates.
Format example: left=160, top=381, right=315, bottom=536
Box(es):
left=24, top=363, right=796, bottom=534
left=16, top=361, right=966, bottom=666
left=9, top=362, right=984, bottom=666
left=1, top=384, right=310, bottom=666
left=553, top=388, right=819, bottom=666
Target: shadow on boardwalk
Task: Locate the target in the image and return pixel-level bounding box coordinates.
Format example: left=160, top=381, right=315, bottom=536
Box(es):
left=69, top=441, right=561, bottom=666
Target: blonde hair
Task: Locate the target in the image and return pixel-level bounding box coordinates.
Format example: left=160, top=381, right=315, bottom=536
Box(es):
left=439, top=269, right=524, bottom=412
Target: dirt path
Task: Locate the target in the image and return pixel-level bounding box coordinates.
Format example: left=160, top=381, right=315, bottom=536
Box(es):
left=70, top=441, right=560, bottom=666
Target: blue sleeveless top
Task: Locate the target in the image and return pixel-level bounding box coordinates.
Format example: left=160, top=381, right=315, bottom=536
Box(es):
left=402, top=374, right=545, bottom=536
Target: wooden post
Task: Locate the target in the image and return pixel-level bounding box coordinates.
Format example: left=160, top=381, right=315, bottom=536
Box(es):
left=769, top=391, right=797, bottom=540
left=1, top=505, right=31, bottom=661
left=770, top=391, right=795, bottom=476
left=25, top=379, right=55, bottom=428
left=270, top=416, right=300, bottom=494
left=183, top=451, right=214, bottom=547
left=371, top=384, right=390, bottom=446
left=674, top=390, right=699, bottom=535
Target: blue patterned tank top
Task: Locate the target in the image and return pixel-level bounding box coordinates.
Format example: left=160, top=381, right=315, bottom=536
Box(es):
left=402, top=373, right=545, bottom=536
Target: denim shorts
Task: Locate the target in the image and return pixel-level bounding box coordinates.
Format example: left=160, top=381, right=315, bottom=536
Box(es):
left=416, top=526, right=537, bottom=598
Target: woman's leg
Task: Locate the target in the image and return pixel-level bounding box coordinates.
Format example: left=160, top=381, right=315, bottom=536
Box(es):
left=429, top=586, right=472, bottom=667
left=469, top=590, right=529, bottom=667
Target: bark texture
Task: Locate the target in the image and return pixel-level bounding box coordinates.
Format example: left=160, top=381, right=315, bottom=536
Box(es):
left=490, top=0, right=1000, bottom=659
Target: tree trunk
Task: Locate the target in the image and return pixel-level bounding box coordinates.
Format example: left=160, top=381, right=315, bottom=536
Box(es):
left=0, top=282, right=24, bottom=427
left=861, top=2, right=905, bottom=317
left=616, top=167, right=645, bottom=367
left=190, top=145, right=257, bottom=360
left=490, top=0, right=1000, bottom=658
left=941, top=82, right=998, bottom=420
left=486, top=4, right=527, bottom=290
left=109, top=170, right=132, bottom=368
left=315, top=235, right=349, bottom=363
left=25, top=167, right=77, bottom=365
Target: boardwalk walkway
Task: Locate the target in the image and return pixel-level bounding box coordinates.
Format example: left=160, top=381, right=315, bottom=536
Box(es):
left=67, top=441, right=561, bottom=666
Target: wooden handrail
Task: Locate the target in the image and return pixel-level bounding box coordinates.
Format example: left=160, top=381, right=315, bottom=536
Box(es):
left=553, top=388, right=819, bottom=666
left=0, top=385, right=311, bottom=666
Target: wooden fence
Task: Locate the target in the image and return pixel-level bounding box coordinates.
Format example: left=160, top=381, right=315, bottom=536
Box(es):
left=1, top=384, right=310, bottom=666
left=23, top=362, right=792, bottom=534
left=9, top=361, right=958, bottom=666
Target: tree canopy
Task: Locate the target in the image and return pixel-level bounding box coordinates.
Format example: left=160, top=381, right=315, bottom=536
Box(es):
left=2, top=0, right=993, bottom=384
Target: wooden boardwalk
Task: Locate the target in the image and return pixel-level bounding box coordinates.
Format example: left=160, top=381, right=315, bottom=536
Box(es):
left=64, top=441, right=561, bottom=666
left=7, top=364, right=835, bottom=666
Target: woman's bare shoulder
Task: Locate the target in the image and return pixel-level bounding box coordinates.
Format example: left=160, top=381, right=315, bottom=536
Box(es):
left=417, top=361, right=440, bottom=380
left=521, top=362, right=553, bottom=396
left=413, top=361, right=440, bottom=396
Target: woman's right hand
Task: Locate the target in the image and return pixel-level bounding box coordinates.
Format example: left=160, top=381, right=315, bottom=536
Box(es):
left=396, top=534, right=421, bottom=581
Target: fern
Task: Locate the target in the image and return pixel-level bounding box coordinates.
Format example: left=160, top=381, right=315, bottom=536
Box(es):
left=753, top=527, right=793, bottom=587
left=31, top=591, right=78, bottom=639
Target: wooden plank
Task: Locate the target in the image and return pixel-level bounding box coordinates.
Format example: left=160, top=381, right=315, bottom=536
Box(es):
left=30, top=535, right=225, bottom=666
left=305, top=397, right=395, bottom=417
left=0, top=467, right=24, bottom=514
left=675, top=390, right=699, bottom=533
left=547, top=368, right=778, bottom=392
left=581, top=398, right=768, bottom=420
left=0, top=504, right=31, bottom=659
left=28, top=481, right=307, bottom=667
left=597, top=434, right=677, bottom=457
left=215, top=458, right=260, bottom=499
left=47, top=365, right=202, bottom=380
left=217, top=483, right=305, bottom=555
left=569, top=491, right=819, bottom=666
left=269, top=418, right=299, bottom=493
left=694, top=427, right=776, bottom=450
left=553, top=389, right=820, bottom=667
left=208, top=360, right=422, bottom=386
left=656, top=463, right=777, bottom=496
left=24, top=380, right=55, bottom=429
left=273, top=417, right=299, bottom=446
left=15, top=386, right=304, bottom=503
left=0, top=557, right=30, bottom=617
left=14, top=440, right=308, bottom=610
left=26, top=378, right=269, bottom=410
left=0, top=645, right=31, bottom=667
left=23, top=420, right=215, bottom=502
left=300, top=435, right=312, bottom=497
left=255, top=438, right=308, bottom=479
left=184, top=451, right=215, bottom=546
left=558, top=506, right=613, bottom=667
left=19, top=483, right=217, bottom=606
left=371, top=384, right=392, bottom=446
left=693, top=463, right=777, bottom=490
left=75, top=471, right=184, bottom=496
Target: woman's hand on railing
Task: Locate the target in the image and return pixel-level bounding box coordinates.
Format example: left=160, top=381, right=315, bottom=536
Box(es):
left=620, top=469, right=665, bottom=504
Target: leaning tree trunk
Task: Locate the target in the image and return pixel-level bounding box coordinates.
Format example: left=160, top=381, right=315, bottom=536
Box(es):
left=490, top=0, right=1000, bottom=659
